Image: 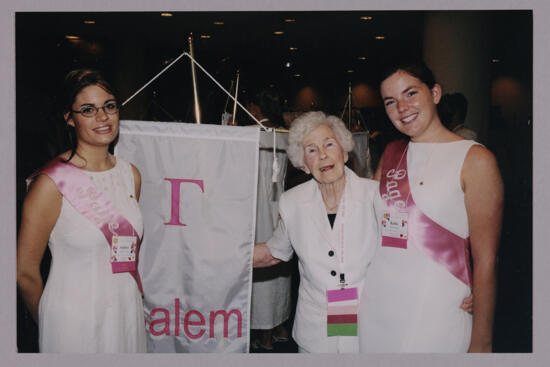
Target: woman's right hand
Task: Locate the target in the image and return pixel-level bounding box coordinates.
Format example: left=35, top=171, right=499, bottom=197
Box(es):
left=253, top=243, right=281, bottom=268
left=16, top=174, right=62, bottom=323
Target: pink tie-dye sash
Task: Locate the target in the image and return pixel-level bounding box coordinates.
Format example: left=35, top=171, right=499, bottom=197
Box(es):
left=379, top=140, right=472, bottom=288
left=28, top=158, right=144, bottom=294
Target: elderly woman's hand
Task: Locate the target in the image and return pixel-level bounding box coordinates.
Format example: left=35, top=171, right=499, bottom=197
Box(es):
left=253, top=243, right=282, bottom=268
left=461, top=294, right=473, bottom=314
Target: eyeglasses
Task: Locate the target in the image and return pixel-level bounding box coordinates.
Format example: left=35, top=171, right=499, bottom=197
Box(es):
left=71, top=101, right=119, bottom=118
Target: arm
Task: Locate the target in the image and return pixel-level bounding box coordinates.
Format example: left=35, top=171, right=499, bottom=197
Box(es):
left=373, top=155, right=383, bottom=181
left=253, top=243, right=282, bottom=268
left=130, top=163, right=142, bottom=201
left=16, top=175, right=62, bottom=323
left=255, top=199, right=295, bottom=267
left=462, top=145, right=503, bottom=353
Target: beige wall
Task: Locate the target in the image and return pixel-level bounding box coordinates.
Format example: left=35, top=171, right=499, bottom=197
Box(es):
left=423, top=12, right=491, bottom=143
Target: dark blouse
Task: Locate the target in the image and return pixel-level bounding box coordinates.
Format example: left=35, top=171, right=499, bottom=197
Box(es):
left=328, top=213, right=337, bottom=228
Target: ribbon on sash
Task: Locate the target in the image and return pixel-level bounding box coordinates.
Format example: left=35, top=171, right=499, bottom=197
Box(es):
left=380, top=140, right=472, bottom=288
left=28, top=158, right=144, bottom=294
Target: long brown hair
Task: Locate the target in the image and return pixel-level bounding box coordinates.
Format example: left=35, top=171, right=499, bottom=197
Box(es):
left=60, top=69, right=118, bottom=162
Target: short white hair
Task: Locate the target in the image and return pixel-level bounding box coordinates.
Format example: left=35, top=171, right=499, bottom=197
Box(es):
left=287, top=111, right=354, bottom=169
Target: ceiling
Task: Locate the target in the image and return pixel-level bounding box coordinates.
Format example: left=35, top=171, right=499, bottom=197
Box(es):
left=16, top=10, right=531, bottom=124
left=17, top=11, right=425, bottom=81
left=16, top=11, right=424, bottom=110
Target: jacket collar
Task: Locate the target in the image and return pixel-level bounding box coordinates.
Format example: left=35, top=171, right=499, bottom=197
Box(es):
left=306, top=166, right=361, bottom=248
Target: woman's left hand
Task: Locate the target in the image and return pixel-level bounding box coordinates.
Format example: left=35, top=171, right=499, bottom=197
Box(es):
left=460, top=294, right=473, bottom=314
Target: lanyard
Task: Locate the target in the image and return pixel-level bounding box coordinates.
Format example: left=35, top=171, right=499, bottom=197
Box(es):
left=325, top=178, right=347, bottom=288
left=338, top=189, right=346, bottom=287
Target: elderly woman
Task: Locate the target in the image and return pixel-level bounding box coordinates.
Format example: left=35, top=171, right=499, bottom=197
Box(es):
left=254, top=111, right=379, bottom=353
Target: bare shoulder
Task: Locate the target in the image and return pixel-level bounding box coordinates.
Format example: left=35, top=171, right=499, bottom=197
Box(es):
left=463, top=144, right=499, bottom=172
left=129, top=162, right=142, bottom=199
left=27, top=173, right=60, bottom=197
left=461, top=144, right=502, bottom=190
left=130, top=162, right=141, bottom=181
left=130, top=163, right=141, bottom=177
left=25, top=174, right=62, bottom=213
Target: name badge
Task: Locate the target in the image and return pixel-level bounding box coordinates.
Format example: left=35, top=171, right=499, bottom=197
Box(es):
left=381, top=210, right=408, bottom=249
left=111, top=235, right=137, bottom=273
left=326, top=287, right=358, bottom=337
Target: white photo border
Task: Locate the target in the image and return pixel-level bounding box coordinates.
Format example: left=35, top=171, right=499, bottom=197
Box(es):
left=2, top=0, right=547, bottom=366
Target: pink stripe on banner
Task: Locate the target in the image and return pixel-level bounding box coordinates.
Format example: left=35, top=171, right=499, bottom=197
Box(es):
left=327, top=305, right=358, bottom=315
left=382, top=236, right=407, bottom=249
left=327, top=314, right=357, bottom=324
left=327, top=288, right=358, bottom=303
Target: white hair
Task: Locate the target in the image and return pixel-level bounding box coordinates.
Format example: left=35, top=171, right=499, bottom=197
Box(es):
left=287, top=111, right=354, bottom=169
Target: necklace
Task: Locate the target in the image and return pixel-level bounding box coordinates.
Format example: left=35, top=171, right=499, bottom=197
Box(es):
left=408, top=142, right=437, bottom=192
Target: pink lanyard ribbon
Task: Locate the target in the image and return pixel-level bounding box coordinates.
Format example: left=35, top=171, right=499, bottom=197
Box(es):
left=29, top=158, right=144, bottom=294
left=380, top=140, right=472, bottom=288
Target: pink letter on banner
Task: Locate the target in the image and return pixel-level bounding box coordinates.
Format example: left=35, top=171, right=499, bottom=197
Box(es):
left=184, top=310, right=206, bottom=340
left=175, top=298, right=181, bottom=337
left=164, top=178, right=205, bottom=226
left=149, top=308, right=171, bottom=336
left=209, top=309, right=243, bottom=338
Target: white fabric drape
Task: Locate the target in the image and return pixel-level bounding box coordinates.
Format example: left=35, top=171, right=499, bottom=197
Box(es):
left=116, top=121, right=260, bottom=352
left=251, top=131, right=291, bottom=329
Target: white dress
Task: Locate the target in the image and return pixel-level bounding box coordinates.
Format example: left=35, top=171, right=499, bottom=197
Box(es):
left=38, top=158, right=147, bottom=353
left=359, top=140, right=477, bottom=353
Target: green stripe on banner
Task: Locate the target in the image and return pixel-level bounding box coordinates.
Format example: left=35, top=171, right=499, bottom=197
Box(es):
left=327, top=323, right=358, bottom=336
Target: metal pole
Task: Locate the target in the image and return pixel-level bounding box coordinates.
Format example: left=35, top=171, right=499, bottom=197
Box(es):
left=231, top=70, right=240, bottom=125
left=188, top=33, right=201, bottom=124
left=223, top=79, right=235, bottom=112
left=348, top=82, right=352, bottom=129
left=183, top=52, right=268, bottom=129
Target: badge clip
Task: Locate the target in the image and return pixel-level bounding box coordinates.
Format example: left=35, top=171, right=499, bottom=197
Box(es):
left=339, top=273, right=347, bottom=289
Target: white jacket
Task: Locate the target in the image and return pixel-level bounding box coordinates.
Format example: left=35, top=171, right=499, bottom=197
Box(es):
left=267, top=167, right=379, bottom=353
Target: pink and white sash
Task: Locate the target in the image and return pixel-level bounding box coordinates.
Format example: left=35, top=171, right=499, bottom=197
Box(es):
left=379, top=140, right=472, bottom=288
left=28, top=157, right=144, bottom=294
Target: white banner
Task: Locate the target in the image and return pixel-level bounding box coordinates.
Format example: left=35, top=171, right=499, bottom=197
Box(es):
left=116, top=121, right=260, bottom=353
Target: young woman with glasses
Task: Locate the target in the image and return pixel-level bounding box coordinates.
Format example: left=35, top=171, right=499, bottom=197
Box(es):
left=16, top=69, right=147, bottom=352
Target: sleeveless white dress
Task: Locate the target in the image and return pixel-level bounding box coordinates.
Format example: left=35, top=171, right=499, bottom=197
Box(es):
left=359, top=140, right=477, bottom=353
left=38, top=158, right=147, bottom=353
